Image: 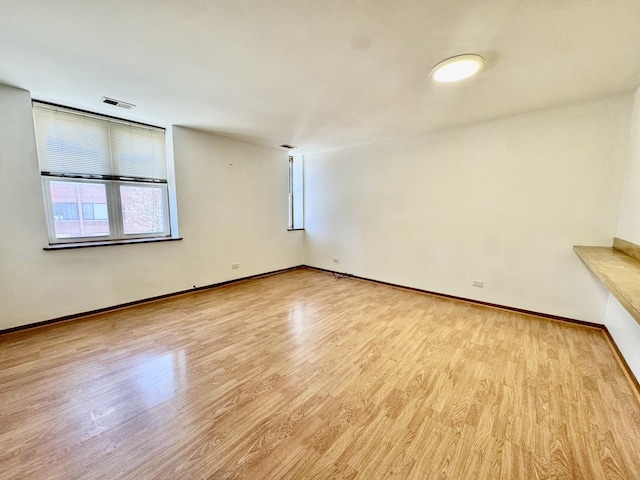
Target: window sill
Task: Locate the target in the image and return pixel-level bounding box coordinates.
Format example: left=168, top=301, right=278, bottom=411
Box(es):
left=43, top=236, right=182, bottom=251
left=288, top=228, right=305, bottom=231
left=574, top=237, right=640, bottom=326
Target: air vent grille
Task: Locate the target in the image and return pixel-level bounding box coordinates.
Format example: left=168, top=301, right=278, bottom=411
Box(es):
left=101, top=97, right=135, bottom=109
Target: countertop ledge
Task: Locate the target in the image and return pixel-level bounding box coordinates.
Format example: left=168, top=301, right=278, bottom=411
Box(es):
left=574, top=238, right=640, bottom=326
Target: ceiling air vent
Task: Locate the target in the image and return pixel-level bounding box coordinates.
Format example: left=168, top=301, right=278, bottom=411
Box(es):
left=101, top=97, right=135, bottom=109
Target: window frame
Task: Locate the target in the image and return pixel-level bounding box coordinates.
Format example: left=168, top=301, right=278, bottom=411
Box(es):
left=118, top=181, right=171, bottom=239
left=42, top=177, right=171, bottom=244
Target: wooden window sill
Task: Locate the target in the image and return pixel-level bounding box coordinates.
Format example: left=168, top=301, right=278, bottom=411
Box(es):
left=574, top=237, right=640, bottom=325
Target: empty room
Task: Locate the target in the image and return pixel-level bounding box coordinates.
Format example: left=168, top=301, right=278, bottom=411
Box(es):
left=2, top=1, right=640, bottom=478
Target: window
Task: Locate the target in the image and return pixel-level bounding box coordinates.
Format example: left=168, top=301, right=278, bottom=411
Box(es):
left=33, top=101, right=172, bottom=244
left=82, top=203, right=108, bottom=221
left=52, top=202, right=79, bottom=221
left=288, top=155, right=304, bottom=230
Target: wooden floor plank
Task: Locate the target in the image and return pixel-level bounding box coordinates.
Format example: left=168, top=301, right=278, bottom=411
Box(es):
left=1, top=268, right=639, bottom=479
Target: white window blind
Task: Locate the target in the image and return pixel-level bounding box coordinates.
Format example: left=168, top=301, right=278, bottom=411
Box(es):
left=33, top=102, right=167, bottom=182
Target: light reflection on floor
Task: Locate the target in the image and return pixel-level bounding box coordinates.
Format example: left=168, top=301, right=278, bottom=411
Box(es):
left=287, top=304, right=307, bottom=342
left=133, top=350, right=187, bottom=409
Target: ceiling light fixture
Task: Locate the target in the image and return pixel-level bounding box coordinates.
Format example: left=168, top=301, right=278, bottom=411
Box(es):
left=431, top=54, right=484, bottom=83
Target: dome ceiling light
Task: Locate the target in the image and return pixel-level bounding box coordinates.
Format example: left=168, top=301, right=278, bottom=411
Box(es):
left=431, top=54, right=484, bottom=83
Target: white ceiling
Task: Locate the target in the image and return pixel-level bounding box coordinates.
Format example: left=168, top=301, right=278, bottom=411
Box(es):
left=2, top=0, right=640, bottom=154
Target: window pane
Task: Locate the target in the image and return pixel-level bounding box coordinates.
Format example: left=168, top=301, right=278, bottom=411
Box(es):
left=81, top=202, right=108, bottom=221
left=120, top=185, right=166, bottom=235
left=49, top=181, right=110, bottom=238
left=94, top=203, right=108, bottom=220
left=81, top=203, right=94, bottom=220
left=53, top=202, right=79, bottom=220
left=289, top=156, right=304, bottom=229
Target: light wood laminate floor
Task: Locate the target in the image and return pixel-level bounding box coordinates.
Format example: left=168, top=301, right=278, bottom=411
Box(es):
left=1, top=268, right=639, bottom=479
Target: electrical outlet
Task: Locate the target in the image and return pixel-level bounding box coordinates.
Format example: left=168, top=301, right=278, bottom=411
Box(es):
left=232, top=263, right=239, bottom=269
left=332, top=257, right=339, bottom=263
left=472, top=280, right=484, bottom=288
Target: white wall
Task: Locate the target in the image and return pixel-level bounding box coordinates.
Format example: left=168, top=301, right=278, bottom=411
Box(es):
left=304, top=95, right=632, bottom=323
left=171, top=126, right=303, bottom=282
left=606, top=86, right=640, bottom=380
left=617, top=87, right=640, bottom=245
left=605, top=296, right=640, bottom=381
left=0, top=84, right=303, bottom=331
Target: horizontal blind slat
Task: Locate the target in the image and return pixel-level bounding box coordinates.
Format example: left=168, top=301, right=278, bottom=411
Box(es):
left=33, top=102, right=167, bottom=181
